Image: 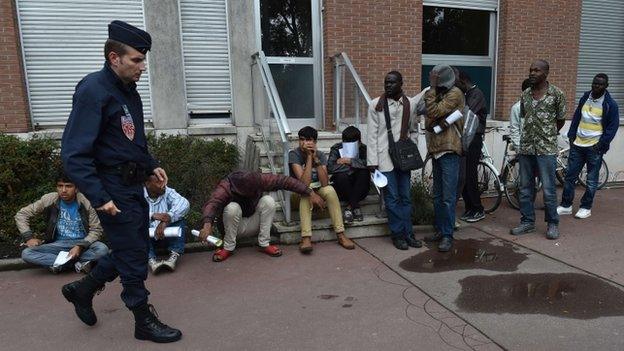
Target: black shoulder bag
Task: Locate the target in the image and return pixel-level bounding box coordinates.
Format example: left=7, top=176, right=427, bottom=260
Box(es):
left=383, top=97, right=424, bottom=171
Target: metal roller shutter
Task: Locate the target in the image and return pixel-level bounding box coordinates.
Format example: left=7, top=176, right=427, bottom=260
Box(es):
left=16, top=0, right=151, bottom=128
left=576, top=0, right=624, bottom=116
left=179, top=0, right=232, bottom=115
left=423, top=0, right=498, bottom=11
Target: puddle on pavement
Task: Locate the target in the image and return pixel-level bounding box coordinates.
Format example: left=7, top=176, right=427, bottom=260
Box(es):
left=456, top=273, right=624, bottom=320
left=317, top=294, right=339, bottom=300
left=399, top=238, right=528, bottom=273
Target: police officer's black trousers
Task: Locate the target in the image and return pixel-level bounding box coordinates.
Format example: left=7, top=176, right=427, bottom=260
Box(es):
left=90, top=180, right=151, bottom=309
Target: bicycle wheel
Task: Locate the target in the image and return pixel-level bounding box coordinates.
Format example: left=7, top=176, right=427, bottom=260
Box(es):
left=555, top=149, right=569, bottom=186
left=579, top=159, right=609, bottom=189
left=502, top=159, right=520, bottom=210
left=477, top=161, right=502, bottom=213
left=420, top=155, right=434, bottom=195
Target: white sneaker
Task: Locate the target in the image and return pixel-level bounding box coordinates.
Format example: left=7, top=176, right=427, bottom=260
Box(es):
left=162, top=252, right=180, bottom=271
left=575, top=208, right=591, bottom=219
left=74, top=260, right=93, bottom=274
left=557, top=205, right=573, bottom=215
left=149, top=258, right=163, bottom=274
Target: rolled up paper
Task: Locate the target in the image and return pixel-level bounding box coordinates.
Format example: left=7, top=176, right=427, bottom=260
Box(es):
left=433, top=109, right=463, bottom=134
left=149, top=226, right=182, bottom=238
left=191, top=229, right=223, bottom=246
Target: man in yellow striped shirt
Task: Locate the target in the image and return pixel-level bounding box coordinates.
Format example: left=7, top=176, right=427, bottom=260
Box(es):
left=558, top=73, right=620, bottom=219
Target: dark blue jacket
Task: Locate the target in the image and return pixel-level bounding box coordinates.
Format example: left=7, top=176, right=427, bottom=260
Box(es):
left=61, top=63, right=158, bottom=208
left=568, top=90, right=619, bottom=154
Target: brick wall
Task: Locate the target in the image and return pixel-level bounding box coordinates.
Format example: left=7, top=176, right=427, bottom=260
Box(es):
left=323, top=0, right=423, bottom=129
left=496, top=0, right=583, bottom=120
left=0, top=0, right=30, bottom=132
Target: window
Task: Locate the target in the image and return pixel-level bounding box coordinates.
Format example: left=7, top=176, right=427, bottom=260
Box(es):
left=421, top=5, right=496, bottom=115
left=423, top=7, right=490, bottom=56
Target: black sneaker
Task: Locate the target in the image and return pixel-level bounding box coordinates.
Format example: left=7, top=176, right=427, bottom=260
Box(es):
left=343, top=208, right=354, bottom=224
left=438, top=236, right=453, bottom=252
left=464, top=211, right=485, bottom=223
left=353, top=208, right=364, bottom=222
left=460, top=211, right=473, bottom=221
left=392, top=238, right=409, bottom=250
left=406, top=236, right=423, bottom=248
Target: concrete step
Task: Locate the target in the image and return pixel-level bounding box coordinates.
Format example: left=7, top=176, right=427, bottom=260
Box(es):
left=273, top=216, right=390, bottom=245
left=249, top=131, right=343, bottom=152
left=273, top=194, right=383, bottom=222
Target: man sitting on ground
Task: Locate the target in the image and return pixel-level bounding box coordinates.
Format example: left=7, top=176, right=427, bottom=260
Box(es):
left=289, top=126, right=356, bottom=253
left=199, top=170, right=325, bottom=262
left=144, top=175, right=190, bottom=274
left=15, top=172, right=108, bottom=273
left=327, top=126, right=370, bottom=223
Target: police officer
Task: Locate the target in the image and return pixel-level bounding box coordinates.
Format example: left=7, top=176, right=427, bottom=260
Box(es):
left=60, top=21, right=181, bottom=343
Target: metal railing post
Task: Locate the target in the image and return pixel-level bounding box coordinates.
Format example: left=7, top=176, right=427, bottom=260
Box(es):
left=354, top=86, right=360, bottom=128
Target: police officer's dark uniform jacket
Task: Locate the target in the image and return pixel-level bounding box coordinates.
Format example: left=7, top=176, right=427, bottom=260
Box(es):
left=61, top=21, right=156, bottom=309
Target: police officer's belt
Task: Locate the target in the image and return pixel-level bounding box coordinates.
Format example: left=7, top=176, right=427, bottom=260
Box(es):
left=98, top=162, right=151, bottom=185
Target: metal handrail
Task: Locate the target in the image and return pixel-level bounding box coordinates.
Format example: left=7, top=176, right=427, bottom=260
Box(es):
left=333, top=52, right=385, bottom=216
left=333, top=52, right=372, bottom=129
left=251, top=51, right=292, bottom=223
left=252, top=51, right=291, bottom=141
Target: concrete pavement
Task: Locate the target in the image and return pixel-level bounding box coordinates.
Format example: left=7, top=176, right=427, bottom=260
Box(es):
left=0, top=187, right=623, bottom=350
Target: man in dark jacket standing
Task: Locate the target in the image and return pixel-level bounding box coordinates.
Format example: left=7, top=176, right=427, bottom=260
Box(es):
left=60, top=21, right=181, bottom=343
left=557, top=73, right=619, bottom=219
left=455, top=70, right=488, bottom=223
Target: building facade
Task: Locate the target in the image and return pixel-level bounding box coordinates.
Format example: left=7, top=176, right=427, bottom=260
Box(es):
left=1, top=0, right=622, bottom=147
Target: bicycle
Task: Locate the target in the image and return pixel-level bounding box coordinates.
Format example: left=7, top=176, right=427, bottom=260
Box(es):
left=421, top=127, right=503, bottom=214
left=555, top=137, right=609, bottom=189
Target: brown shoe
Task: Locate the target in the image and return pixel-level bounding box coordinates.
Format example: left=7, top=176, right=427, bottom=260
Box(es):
left=299, top=237, right=313, bottom=254
left=337, top=233, right=355, bottom=250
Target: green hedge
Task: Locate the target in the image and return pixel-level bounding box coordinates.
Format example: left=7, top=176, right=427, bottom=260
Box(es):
left=411, top=180, right=435, bottom=225
left=0, top=134, right=62, bottom=241
left=0, top=133, right=239, bottom=242
left=148, top=134, right=239, bottom=231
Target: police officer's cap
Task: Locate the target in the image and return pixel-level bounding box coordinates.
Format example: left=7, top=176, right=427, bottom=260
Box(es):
left=108, top=20, right=151, bottom=54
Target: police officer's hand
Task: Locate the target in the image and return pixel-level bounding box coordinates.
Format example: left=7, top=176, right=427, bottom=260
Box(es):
left=152, top=213, right=171, bottom=223
left=199, top=222, right=213, bottom=242
left=97, top=200, right=121, bottom=216
left=308, top=191, right=326, bottom=210
left=25, top=238, right=42, bottom=247
left=153, top=167, right=168, bottom=188
left=68, top=245, right=82, bottom=260
left=155, top=221, right=167, bottom=240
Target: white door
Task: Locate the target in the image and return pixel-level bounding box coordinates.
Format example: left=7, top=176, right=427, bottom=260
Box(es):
left=255, top=0, right=323, bottom=130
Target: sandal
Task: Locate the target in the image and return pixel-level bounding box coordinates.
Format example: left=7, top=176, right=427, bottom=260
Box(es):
left=260, top=245, right=282, bottom=257
left=212, top=248, right=232, bottom=262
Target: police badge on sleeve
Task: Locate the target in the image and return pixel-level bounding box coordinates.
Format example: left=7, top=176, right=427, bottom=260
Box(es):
left=121, top=105, right=136, bottom=141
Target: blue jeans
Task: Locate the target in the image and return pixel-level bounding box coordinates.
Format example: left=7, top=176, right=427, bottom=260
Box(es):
left=21, top=239, right=109, bottom=268
left=561, top=144, right=603, bottom=210
left=148, top=219, right=186, bottom=259
left=519, top=155, right=559, bottom=225
left=382, top=169, right=413, bottom=240
left=433, top=153, right=460, bottom=237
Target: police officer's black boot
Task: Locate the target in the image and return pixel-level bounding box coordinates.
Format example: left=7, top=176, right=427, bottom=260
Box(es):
left=61, top=274, right=105, bottom=326
left=132, top=304, right=182, bottom=343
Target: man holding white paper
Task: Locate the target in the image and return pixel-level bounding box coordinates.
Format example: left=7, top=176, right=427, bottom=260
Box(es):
left=144, top=175, right=190, bottom=274
left=423, top=65, right=465, bottom=252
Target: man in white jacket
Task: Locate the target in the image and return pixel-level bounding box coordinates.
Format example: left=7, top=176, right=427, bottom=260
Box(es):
left=367, top=71, right=421, bottom=250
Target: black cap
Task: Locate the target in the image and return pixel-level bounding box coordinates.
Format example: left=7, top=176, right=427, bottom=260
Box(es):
left=108, top=20, right=151, bottom=54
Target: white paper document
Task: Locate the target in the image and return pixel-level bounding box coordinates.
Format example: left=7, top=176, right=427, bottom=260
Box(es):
left=149, top=226, right=183, bottom=238
left=434, top=109, right=463, bottom=134
left=190, top=230, right=223, bottom=246
left=53, top=251, right=72, bottom=267
left=339, top=142, right=359, bottom=158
